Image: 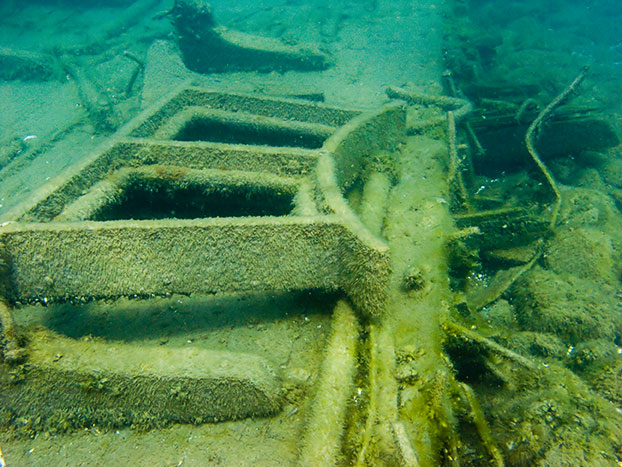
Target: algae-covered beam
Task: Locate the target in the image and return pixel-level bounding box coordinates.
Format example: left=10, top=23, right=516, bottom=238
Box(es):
left=0, top=243, right=25, bottom=363
left=385, top=85, right=472, bottom=134
left=0, top=216, right=390, bottom=315
left=152, top=106, right=335, bottom=148
left=1, top=329, right=282, bottom=427
left=299, top=300, right=360, bottom=466
left=168, top=0, right=330, bottom=73
left=0, top=300, right=26, bottom=363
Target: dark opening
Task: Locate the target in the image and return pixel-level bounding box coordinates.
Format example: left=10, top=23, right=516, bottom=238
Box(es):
left=91, top=179, right=294, bottom=220
left=472, top=118, right=619, bottom=177
left=444, top=338, right=505, bottom=387
left=174, top=116, right=326, bottom=149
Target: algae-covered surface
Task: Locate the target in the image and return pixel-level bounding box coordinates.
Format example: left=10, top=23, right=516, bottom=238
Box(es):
left=2, top=0, right=622, bottom=465
left=5, top=293, right=333, bottom=465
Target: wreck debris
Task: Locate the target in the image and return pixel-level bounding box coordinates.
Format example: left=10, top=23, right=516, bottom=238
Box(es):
left=123, top=50, right=146, bottom=98
left=0, top=86, right=403, bottom=434
left=465, top=245, right=541, bottom=312
left=167, top=0, right=330, bottom=73
left=459, top=382, right=504, bottom=467
left=298, top=300, right=360, bottom=466
left=0, top=244, right=26, bottom=363
left=59, top=60, right=120, bottom=133
left=525, top=67, right=588, bottom=228
left=0, top=46, right=57, bottom=82
left=1, top=40, right=620, bottom=461
left=444, top=321, right=538, bottom=371
left=0, top=300, right=26, bottom=364
left=385, top=85, right=472, bottom=134
left=447, top=110, right=471, bottom=212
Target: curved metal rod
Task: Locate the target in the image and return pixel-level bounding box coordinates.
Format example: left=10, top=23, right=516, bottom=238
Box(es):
left=525, top=67, right=588, bottom=228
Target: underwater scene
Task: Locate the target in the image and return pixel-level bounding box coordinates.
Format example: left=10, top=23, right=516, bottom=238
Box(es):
left=1, top=0, right=622, bottom=465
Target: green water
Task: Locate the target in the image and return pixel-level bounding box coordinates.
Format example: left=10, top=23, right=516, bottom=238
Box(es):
left=1, top=0, right=622, bottom=465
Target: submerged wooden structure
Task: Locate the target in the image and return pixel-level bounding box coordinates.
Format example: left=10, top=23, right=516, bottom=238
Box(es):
left=0, top=85, right=402, bottom=434
left=3, top=71, right=621, bottom=466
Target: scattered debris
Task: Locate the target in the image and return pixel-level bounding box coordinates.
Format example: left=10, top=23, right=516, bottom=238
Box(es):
left=0, top=46, right=58, bottom=82
left=166, top=0, right=330, bottom=73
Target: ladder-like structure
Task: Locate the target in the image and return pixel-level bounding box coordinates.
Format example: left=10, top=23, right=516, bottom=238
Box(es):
left=0, top=84, right=405, bottom=428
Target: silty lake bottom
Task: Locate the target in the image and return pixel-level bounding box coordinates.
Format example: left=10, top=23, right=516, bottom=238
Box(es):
left=1, top=0, right=622, bottom=465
